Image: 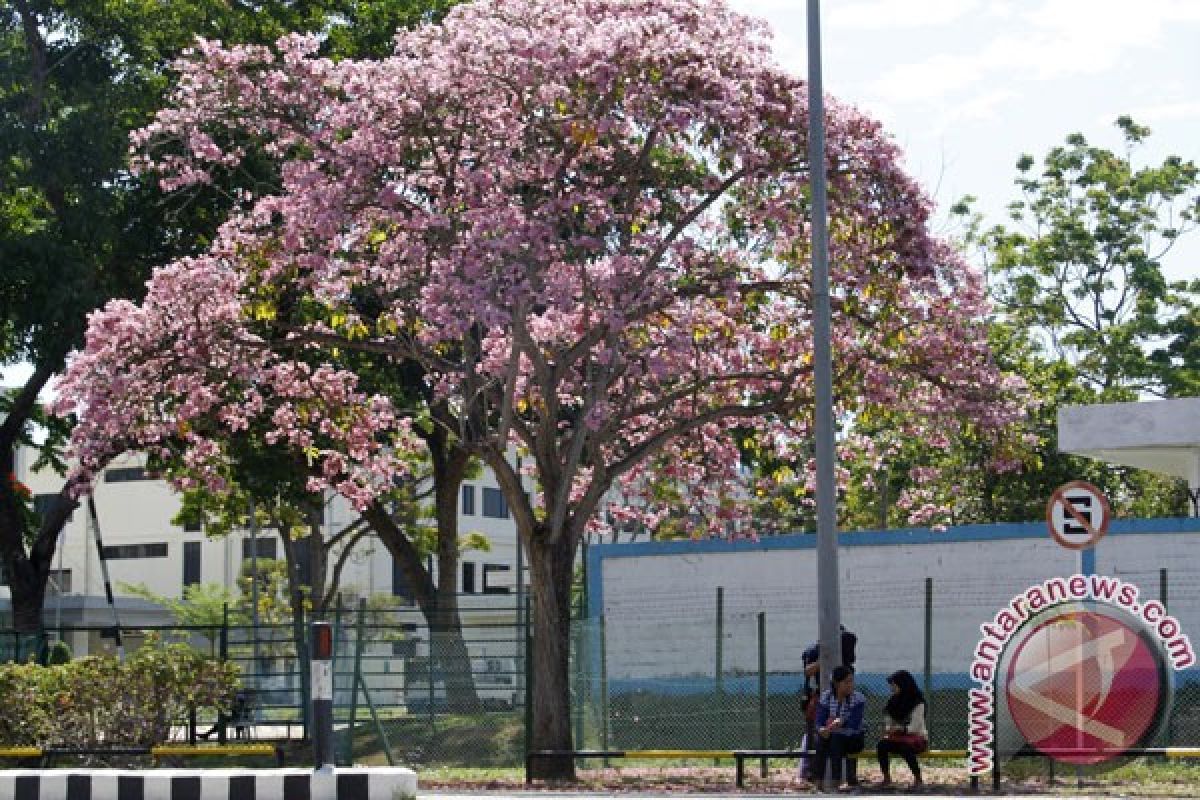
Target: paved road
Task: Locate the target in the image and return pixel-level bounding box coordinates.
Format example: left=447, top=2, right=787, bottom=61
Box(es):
left=420, top=793, right=1080, bottom=800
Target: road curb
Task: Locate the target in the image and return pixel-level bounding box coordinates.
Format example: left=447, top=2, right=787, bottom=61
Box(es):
left=0, top=766, right=417, bottom=799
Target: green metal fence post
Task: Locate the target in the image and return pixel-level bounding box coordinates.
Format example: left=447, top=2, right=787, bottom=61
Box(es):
left=1162, top=567, right=1172, bottom=747
left=294, top=603, right=311, bottom=739
left=715, top=586, right=724, bottom=757
left=524, top=593, right=533, bottom=763
left=358, top=669, right=395, bottom=766
left=600, top=614, right=609, bottom=765
left=427, top=626, right=437, bottom=732
left=330, top=596, right=346, bottom=755
left=332, top=594, right=345, bottom=688
left=758, top=611, right=768, bottom=778
left=218, top=603, right=229, bottom=745
left=923, top=576, right=933, bottom=740
left=715, top=586, right=725, bottom=698
left=343, top=597, right=368, bottom=766
left=575, top=624, right=586, bottom=751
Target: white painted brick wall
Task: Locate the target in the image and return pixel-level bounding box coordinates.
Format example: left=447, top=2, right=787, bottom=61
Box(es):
left=597, top=526, right=1200, bottom=682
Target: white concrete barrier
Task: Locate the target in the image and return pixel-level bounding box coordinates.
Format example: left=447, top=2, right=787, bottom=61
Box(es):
left=0, top=766, right=417, bottom=800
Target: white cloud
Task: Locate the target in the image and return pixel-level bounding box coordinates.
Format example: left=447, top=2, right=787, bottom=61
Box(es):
left=827, top=0, right=982, bottom=29
left=940, top=88, right=1020, bottom=126
left=868, top=0, right=1200, bottom=103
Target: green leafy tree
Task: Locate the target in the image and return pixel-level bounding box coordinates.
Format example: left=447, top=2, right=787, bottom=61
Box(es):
left=0, top=0, right=460, bottom=633
left=981, top=116, right=1199, bottom=398
left=844, top=118, right=1197, bottom=528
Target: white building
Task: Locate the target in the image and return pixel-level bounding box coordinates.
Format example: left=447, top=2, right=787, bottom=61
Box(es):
left=7, top=449, right=526, bottom=631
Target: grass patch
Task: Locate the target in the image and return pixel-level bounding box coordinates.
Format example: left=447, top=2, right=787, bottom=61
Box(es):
left=342, top=712, right=523, bottom=768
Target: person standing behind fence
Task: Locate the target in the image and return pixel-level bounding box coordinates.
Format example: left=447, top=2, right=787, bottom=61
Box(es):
left=875, top=669, right=927, bottom=789
left=799, top=626, right=857, bottom=780
left=811, top=665, right=866, bottom=789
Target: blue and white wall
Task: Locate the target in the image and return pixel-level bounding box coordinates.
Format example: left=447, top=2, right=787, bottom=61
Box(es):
left=586, top=518, right=1200, bottom=691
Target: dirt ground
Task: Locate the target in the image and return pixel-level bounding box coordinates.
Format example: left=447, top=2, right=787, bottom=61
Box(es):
left=420, top=763, right=1200, bottom=797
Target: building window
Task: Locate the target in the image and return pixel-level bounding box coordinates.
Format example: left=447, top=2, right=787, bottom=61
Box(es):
left=104, top=467, right=149, bottom=483
left=392, top=557, right=413, bottom=602
left=462, top=562, right=476, bottom=594
left=101, top=542, right=168, bottom=559
left=242, top=537, right=277, bottom=561
left=182, top=518, right=202, bottom=533
left=483, top=563, right=511, bottom=594
left=183, top=541, right=202, bottom=586
left=482, top=487, right=508, bottom=518
left=461, top=485, right=476, bottom=516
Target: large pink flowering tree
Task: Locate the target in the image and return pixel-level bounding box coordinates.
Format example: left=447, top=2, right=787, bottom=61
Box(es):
left=56, top=0, right=1022, bottom=776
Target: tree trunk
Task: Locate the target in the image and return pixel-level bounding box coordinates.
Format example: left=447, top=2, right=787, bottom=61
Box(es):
left=360, top=494, right=482, bottom=714
left=429, top=442, right=479, bottom=711
left=277, top=522, right=313, bottom=732
left=6, top=561, right=48, bottom=636
left=526, top=529, right=578, bottom=781
left=0, top=364, right=60, bottom=638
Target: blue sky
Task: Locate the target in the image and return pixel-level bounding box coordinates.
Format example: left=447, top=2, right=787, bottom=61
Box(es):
left=4, top=1, right=1198, bottom=390
left=732, top=0, right=1200, bottom=279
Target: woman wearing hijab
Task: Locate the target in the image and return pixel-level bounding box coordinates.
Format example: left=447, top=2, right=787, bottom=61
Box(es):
left=876, top=669, right=927, bottom=789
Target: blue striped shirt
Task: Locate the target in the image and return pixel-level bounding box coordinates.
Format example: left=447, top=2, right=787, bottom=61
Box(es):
left=814, top=689, right=867, bottom=737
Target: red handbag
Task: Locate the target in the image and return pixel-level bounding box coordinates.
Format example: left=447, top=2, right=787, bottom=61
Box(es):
left=886, top=731, right=928, bottom=752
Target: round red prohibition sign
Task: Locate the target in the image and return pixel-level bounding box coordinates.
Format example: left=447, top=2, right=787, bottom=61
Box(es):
left=1046, top=481, right=1111, bottom=550
left=1006, top=610, right=1166, bottom=765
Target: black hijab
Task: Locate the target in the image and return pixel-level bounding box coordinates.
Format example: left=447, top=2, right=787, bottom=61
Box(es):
left=883, top=669, right=924, bottom=722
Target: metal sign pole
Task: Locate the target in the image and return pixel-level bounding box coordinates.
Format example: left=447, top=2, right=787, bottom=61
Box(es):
left=807, top=0, right=842, bottom=727
left=250, top=498, right=261, bottom=696
left=311, top=621, right=334, bottom=768
left=87, top=496, right=123, bottom=661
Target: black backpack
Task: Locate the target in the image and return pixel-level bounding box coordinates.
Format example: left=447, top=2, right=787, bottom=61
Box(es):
left=802, top=628, right=857, bottom=691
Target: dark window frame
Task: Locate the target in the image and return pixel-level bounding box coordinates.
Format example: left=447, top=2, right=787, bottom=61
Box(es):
left=183, top=541, right=202, bottom=586
left=481, top=487, right=509, bottom=519
left=101, top=542, right=168, bottom=559
left=241, top=537, right=277, bottom=561
left=392, top=557, right=413, bottom=601
left=482, top=563, right=511, bottom=594
left=104, top=467, right=150, bottom=483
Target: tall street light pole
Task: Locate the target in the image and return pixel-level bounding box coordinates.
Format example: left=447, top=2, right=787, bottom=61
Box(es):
left=807, top=0, right=842, bottom=735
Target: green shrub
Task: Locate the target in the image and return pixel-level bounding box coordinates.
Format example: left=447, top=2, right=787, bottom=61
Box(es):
left=0, top=636, right=239, bottom=747
left=46, top=640, right=72, bottom=665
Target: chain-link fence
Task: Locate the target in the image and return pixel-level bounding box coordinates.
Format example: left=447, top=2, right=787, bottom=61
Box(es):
left=0, top=596, right=531, bottom=768
left=325, top=597, right=528, bottom=769
left=573, top=569, right=1200, bottom=761
left=3, top=566, right=1199, bottom=770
